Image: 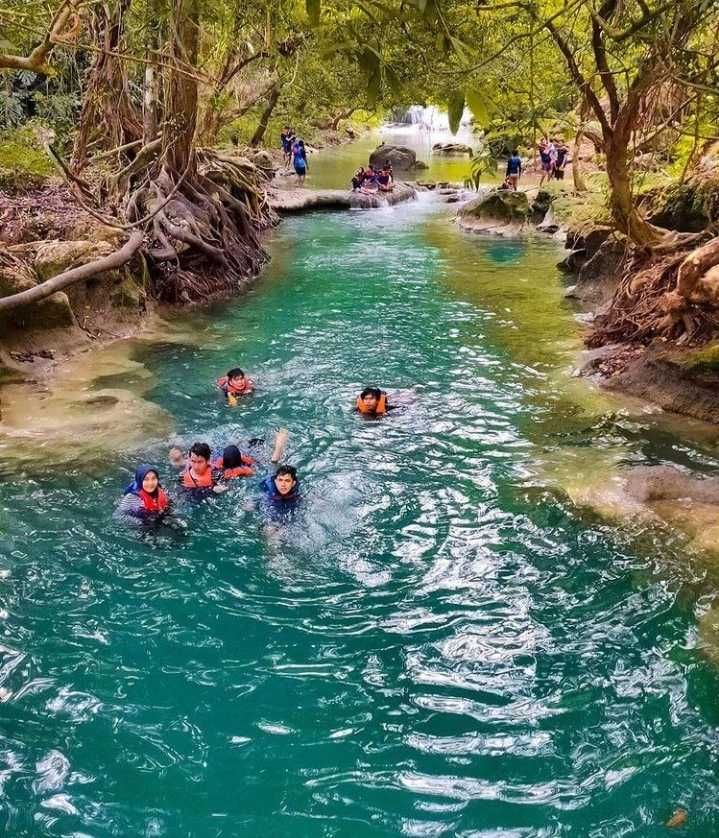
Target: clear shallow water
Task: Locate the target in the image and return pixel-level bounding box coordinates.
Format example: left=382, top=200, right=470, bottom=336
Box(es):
left=2, top=199, right=719, bottom=836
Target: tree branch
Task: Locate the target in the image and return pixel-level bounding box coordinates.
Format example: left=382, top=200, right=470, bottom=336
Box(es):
left=0, top=0, right=77, bottom=75
left=591, top=0, right=620, bottom=122
left=0, top=232, right=144, bottom=313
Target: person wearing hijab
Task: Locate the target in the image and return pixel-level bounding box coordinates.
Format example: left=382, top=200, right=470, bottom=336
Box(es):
left=115, top=464, right=171, bottom=526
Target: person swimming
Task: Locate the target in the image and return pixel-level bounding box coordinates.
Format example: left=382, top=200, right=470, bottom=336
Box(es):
left=355, top=387, right=393, bottom=416
left=216, top=368, right=254, bottom=406
left=260, top=465, right=300, bottom=505
left=115, top=464, right=171, bottom=526
left=168, top=446, right=187, bottom=469
left=179, top=442, right=227, bottom=496
left=214, top=444, right=256, bottom=480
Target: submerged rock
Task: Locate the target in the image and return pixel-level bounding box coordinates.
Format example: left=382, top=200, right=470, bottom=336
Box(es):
left=432, top=142, right=473, bottom=156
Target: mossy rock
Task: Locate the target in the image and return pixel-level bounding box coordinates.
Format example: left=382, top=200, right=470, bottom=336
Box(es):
left=675, top=343, right=719, bottom=373
left=110, top=277, right=145, bottom=309
left=458, top=189, right=529, bottom=224
left=34, top=240, right=115, bottom=282
left=0, top=128, right=54, bottom=194
left=0, top=256, right=76, bottom=332
left=644, top=177, right=719, bottom=233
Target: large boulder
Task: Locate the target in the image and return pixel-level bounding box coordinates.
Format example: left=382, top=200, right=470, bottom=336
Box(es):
left=432, top=142, right=473, bottom=156
left=530, top=190, right=553, bottom=224
left=369, top=144, right=424, bottom=171
left=457, top=189, right=529, bottom=234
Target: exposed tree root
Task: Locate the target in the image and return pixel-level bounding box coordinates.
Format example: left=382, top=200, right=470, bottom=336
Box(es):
left=589, top=234, right=719, bottom=347
left=124, top=150, right=277, bottom=304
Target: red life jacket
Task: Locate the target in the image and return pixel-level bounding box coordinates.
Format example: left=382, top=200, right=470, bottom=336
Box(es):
left=137, top=487, right=169, bottom=514
left=217, top=375, right=254, bottom=396
left=212, top=454, right=255, bottom=480
left=356, top=392, right=388, bottom=415
left=180, top=466, right=214, bottom=489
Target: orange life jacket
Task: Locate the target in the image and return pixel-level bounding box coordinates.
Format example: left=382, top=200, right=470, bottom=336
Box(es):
left=212, top=454, right=255, bottom=480
left=137, top=487, right=169, bottom=514
left=356, top=392, right=387, bottom=415
left=217, top=375, right=254, bottom=396
left=180, top=466, right=214, bottom=489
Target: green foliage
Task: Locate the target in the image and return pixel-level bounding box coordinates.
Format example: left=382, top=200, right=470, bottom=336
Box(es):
left=447, top=90, right=464, bottom=135
left=0, top=125, right=54, bottom=192
left=464, top=145, right=497, bottom=190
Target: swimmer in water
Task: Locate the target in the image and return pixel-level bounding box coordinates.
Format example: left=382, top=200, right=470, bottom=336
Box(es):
left=115, top=464, right=172, bottom=526
left=260, top=465, right=300, bottom=505
left=213, top=444, right=256, bottom=480
left=168, top=446, right=187, bottom=469
left=355, top=387, right=396, bottom=417
left=179, top=442, right=227, bottom=496
left=216, top=367, right=254, bottom=406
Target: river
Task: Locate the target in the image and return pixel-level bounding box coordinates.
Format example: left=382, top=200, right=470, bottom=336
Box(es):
left=1, top=138, right=719, bottom=836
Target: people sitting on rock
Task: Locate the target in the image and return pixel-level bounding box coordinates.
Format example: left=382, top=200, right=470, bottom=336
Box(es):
left=361, top=167, right=380, bottom=194
left=505, top=149, right=522, bottom=190
left=179, top=441, right=226, bottom=496
left=213, top=444, right=256, bottom=480
left=377, top=165, right=394, bottom=192
left=115, top=464, right=172, bottom=527
left=352, top=166, right=367, bottom=191
left=291, top=138, right=308, bottom=184
left=217, top=367, right=254, bottom=406
left=554, top=140, right=569, bottom=180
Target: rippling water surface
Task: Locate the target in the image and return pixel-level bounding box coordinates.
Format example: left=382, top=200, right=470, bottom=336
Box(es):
left=2, top=198, right=719, bottom=836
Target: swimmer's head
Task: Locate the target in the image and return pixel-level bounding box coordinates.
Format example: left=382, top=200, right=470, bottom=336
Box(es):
left=359, top=387, right=382, bottom=412
left=222, top=445, right=242, bottom=469
left=169, top=447, right=185, bottom=468
left=227, top=367, right=245, bottom=387
left=274, top=465, right=297, bottom=496
left=189, top=442, right=212, bottom=475
left=142, top=469, right=159, bottom=494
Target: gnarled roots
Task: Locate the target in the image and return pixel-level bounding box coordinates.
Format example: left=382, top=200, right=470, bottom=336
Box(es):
left=589, top=235, right=719, bottom=347
left=126, top=150, right=278, bottom=304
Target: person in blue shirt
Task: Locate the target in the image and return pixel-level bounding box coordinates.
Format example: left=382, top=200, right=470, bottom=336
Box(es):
left=505, top=149, right=522, bottom=191
left=291, top=139, right=308, bottom=184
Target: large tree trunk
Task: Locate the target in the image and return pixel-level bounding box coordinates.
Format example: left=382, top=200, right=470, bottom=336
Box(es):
left=164, top=0, right=199, bottom=174
left=605, top=135, right=665, bottom=247
left=249, top=85, right=281, bottom=147
left=71, top=0, right=142, bottom=172
left=572, top=130, right=587, bottom=193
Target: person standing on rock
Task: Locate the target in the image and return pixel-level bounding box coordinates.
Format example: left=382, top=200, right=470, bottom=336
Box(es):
left=505, top=149, right=522, bottom=190
left=291, top=138, right=308, bottom=185
left=281, top=126, right=293, bottom=167
left=538, top=138, right=555, bottom=186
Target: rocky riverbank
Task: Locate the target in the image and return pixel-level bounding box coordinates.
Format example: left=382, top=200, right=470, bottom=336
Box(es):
left=267, top=181, right=416, bottom=213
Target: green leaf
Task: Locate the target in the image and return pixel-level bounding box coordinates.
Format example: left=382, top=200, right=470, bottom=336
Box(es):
left=466, top=89, right=490, bottom=125
left=306, top=0, right=321, bottom=26
left=447, top=90, right=465, bottom=135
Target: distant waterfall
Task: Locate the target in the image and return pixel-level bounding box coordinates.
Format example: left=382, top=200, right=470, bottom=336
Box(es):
left=390, top=105, right=471, bottom=132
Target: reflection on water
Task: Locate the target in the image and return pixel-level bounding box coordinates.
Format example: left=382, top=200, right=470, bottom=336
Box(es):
left=1, top=199, right=719, bottom=835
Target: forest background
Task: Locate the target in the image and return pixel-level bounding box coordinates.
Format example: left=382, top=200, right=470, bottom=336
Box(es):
left=0, top=0, right=718, bottom=351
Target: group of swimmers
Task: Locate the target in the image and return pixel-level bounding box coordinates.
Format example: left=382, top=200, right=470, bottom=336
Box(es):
left=115, top=369, right=397, bottom=529
left=351, top=163, right=395, bottom=194
left=281, top=126, right=309, bottom=184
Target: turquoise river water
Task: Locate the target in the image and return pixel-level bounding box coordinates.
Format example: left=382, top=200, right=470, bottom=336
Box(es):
left=1, top=189, right=719, bottom=836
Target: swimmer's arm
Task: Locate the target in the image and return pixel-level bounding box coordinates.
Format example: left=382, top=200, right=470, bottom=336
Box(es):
left=270, top=428, right=289, bottom=463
